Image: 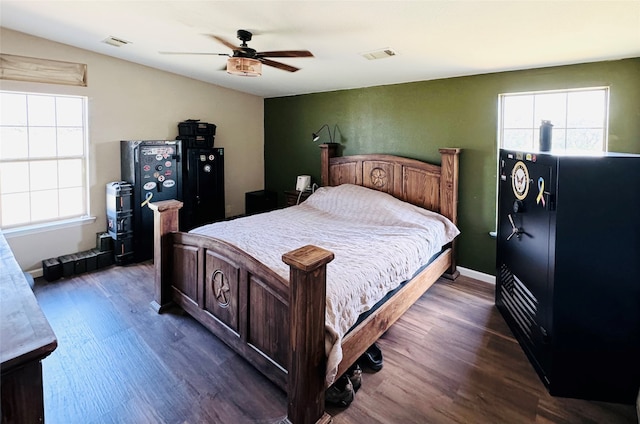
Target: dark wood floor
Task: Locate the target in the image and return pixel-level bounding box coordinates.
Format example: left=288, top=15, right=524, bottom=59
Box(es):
left=33, top=262, right=636, bottom=424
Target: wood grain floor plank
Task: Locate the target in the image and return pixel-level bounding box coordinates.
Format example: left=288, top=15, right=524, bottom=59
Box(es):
left=34, top=266, right=636, bottom=423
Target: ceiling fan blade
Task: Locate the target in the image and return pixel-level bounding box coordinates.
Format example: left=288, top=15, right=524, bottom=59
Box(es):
left=159, top=51, right=228, bottom=56
left=211, top=35, right=239, bottom=51
left=261, top=58, right=300, bottom=73
left=257, top=50, right=314, bottom=58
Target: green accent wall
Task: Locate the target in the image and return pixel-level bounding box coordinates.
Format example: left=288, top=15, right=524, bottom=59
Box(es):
left=264, top=58, right=640, bottom=275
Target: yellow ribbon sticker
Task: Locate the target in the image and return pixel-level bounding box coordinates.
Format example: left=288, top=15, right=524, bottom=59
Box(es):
left=536, top=177, right=546, bottom=207
left=141, top=192, right=153, bottom=208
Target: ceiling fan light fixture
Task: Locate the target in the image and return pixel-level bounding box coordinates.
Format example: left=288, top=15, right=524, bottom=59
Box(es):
left=226, top=57, right=262, bottom=77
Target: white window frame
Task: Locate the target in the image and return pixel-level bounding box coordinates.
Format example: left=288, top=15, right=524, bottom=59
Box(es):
left=498, top=87, right=610, bottom=153
left=0, top=90, right=91, bottom=232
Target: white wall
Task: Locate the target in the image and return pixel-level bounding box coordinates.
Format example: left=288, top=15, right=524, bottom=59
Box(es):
left=1, top=28, right=265, bottom=272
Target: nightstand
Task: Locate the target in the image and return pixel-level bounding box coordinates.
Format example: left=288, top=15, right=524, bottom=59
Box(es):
left=284, top=190, right=311, bottom=206
left=245, top=190, right=278, bottom=215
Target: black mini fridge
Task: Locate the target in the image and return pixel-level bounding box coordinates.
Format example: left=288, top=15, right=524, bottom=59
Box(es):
left=496, top=148, right=640, bottom=404
left=121, top=140, right=182, bottom=262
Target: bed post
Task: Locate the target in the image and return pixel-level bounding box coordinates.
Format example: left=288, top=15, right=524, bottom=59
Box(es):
left=282, top=245, right=334, bottom=424
left=438, top=148, right=461, bottom=280
left=148, top=199, right=183, bottom=313
left=319, top=143, right=338, bottom=186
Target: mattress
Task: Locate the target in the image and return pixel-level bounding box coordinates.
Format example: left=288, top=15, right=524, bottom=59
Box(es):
left=191, top=183, right=460, bottom=384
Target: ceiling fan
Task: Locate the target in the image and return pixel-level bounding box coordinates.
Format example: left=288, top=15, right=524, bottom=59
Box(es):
left=160, top=29, right=314, bottom=77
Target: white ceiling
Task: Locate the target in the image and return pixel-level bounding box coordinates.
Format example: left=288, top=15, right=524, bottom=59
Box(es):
left=1, top=1, right=639, bottom=98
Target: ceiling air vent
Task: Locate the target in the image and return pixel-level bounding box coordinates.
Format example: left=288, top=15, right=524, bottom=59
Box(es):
left=102, top=36, right=131, bottom=47
left=361, top=48, right=397, bottom=60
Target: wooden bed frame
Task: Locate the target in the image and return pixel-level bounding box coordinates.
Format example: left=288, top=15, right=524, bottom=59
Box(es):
left=150, top=145, right=460, bottom=423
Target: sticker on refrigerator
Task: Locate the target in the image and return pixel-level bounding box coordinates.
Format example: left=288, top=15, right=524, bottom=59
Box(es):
left=511, top=161, right=530, bottom=200
left=163, top=180, right=175, bottom=188
left=143, top=181, right=156, bottom=190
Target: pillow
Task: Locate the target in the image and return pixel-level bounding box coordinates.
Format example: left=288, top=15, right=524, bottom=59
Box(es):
left=302, top=184, right=459, bottom=240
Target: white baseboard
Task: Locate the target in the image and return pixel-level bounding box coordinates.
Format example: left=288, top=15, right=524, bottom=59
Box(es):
left=458, top=266, right=495, bottom=284
left=29, top=262, right=497, bottom=286
left=27, top=268, right=43, bottom=279
left=29, top=263, right=497, bottom=286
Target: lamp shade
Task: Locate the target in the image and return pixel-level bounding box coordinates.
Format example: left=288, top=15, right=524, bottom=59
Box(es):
left=227, top=57, right=262, bottom=77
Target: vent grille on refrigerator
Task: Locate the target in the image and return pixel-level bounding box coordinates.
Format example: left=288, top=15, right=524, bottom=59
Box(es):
left=499, top=264, right=538, bottom=343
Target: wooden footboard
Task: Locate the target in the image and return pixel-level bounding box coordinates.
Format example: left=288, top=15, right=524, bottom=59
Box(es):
left=149, top=200, right=333, bottom=423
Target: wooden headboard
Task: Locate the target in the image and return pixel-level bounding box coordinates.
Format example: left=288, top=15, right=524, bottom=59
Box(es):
left=320, top=144, right=460, bottom=225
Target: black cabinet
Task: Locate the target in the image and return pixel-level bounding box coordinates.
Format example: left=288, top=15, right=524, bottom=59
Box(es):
left=284, top=190, right=311, bottom=206
left=245, top=190, right=277, bottom=215
left=121, top=140, right=182, bottom=262
left=180, top=147, right=225, bottom=231
left=496, top=149, right=640, bottom=404
left=121, top=140, right=225, bottom=261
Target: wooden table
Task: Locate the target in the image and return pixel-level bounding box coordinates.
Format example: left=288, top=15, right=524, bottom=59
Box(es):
left=1, top=232, right=57, bottom=424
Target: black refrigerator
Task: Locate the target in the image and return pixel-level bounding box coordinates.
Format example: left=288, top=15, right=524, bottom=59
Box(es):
left=121, top=140, right=182, bottom=262
left=496, top=148, right=640, bottom=404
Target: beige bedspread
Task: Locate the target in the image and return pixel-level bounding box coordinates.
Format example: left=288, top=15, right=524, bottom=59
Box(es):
left=191, top=183, right=459, bottom=385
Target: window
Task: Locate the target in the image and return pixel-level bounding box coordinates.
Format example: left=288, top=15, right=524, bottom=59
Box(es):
left=0, top=91, right=89, bottom=230
left=498, top=87, right=609, bottom=153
